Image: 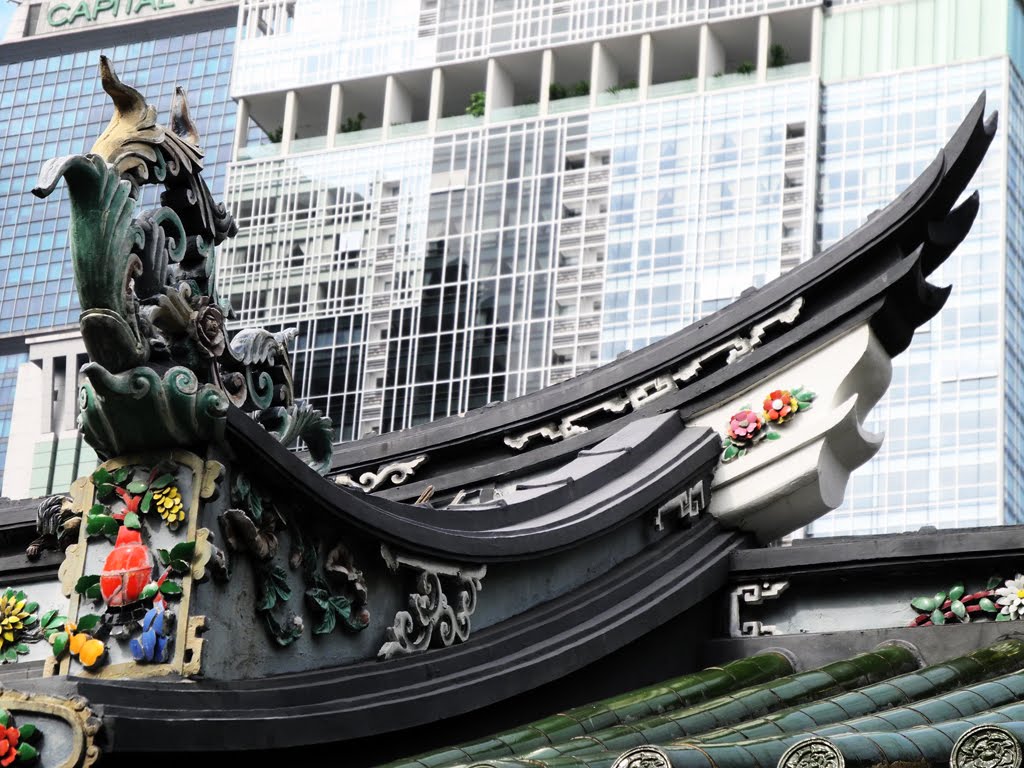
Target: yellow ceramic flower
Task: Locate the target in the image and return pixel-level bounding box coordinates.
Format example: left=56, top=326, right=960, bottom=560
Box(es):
left=0, top=591, right=31, bottom=649
left=152, top=486, right=185, bottom=527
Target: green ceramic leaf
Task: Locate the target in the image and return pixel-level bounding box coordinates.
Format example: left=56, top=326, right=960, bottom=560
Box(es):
left=988, top=575, right=1004, bottom=590
left=249, top=492, right=263, bottom=522
left=124, top=512, right=140, bottom=529
left=85, top=584, right=102, bottom=601
left=723, top=444, right=739, bottom=462
left=51, top=632, right=68, bottom=657
left=102, top=517, right=120, bottom=537
left=92, top=467, right=112, bottom=485
left=765, top=431, right=782, bottom=440
left=17, top=743, right=38, bottom=761
left=170, top=560, right=190, bottom=575
left=40, top=609, right=56, bottom=628
left=0, top=711, right=9, bottom=727
left=170, top=542, right=195, bottom=563
left=980, top=597, right=999, bottom=612
left=112, top=467, right=131, bottom=485
left=21, top=616, right=37, bottom=627
left=997, top=612, right=1012, bottom=622
left=14, top=643, right=28, bottom=655
left=159, top=581, right=183, bottom=597
left=910, top=596, right=937, bottom=612
left=141, top=490, right=153, bottom=513
left=18, top=723, right=36, bottom=741
left=126, top=481, right=148, bottom=495
left=24, top=602, right=37, bottom=614
left=150, top=473, right=175, bottom=490
left=95, top=483, right=115, bottom=500
left=949, top=583, right=965, bottom=601
left=931, top=608, right=946, bottom=625
left=74, top=575, right=100, bottom=594
left=76, top=614, right=101, bottom=633
left=951, top=600, right=966, bottom=619
left=5, top=648, right=18, bottom=662
left=157, top=549, right=170, bottom=566
left=89, top=504, right=105, bottom=517
left=139, top=583, right=159, bottom=600
left=85, top=514, right=114, bottom=535
left=934, top=591, right=947, bottom=605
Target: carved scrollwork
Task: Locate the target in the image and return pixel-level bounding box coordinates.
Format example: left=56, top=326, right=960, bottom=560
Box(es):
left=378, top=544, right=486, bottom=660
left=952, top=725, right=1024, bottom=768
left=335, top=455, right=428, bottom=492
left=777, top=738, right=845, bottom=768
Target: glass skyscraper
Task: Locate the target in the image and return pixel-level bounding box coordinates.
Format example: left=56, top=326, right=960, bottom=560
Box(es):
left=218, top=0, right=1024, bottom=536
left=0, top=3, right=240, bottom=496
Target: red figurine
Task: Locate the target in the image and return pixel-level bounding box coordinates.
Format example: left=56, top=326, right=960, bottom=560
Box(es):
left=100, top=527, right=153, bottom=607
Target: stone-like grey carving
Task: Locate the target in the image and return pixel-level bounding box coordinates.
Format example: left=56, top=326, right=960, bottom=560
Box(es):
left=613, top=746, right=672, bottom=768
left=676, top=297, right=804, bottom=382
left=952, top=725, right=1023, bottom=768
left=729, top=580, right=790, bottom=637
left=777, top=738, right=845, bottom=768
left=504, top=298, right=804, bottom=450
left=378, top=544, right=486, bottom=660
left=335, top=455, right=428, bottom=492
left=653, top=479, right=706, bottom=531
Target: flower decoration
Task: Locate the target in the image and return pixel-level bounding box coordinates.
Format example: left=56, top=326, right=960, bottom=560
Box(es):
left=0, top=710, right=41, bottom=765
left=996, top=575, right=1024, bottom=620
left=721, top=385, right=816, bottom=463
left=152, top=485, right=185, bottom=528
left=728, top=410, right=764, bottom=443
left=0, top=590, right=38, bottom=661
left=764, top=389, right=797, bottom=423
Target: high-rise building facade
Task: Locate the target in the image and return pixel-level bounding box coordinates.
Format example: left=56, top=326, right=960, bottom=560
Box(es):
left=0, top=0, right=240, bottom=497
left=220, top=0, right=1024, bottom=535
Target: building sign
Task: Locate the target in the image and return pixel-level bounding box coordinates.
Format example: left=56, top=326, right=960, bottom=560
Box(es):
left=46, top=0, right=221, bottom=27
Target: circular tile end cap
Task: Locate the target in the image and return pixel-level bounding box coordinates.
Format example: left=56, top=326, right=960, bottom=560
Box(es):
left=777, top=737, right=845, bottom=768
left=613, top=745, right=672, bottom=768
left=952, top=724, right=1023, bottom=768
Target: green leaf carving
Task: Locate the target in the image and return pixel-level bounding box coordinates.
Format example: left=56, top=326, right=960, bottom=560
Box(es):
left=159, top=581, right=183, bottom=597
left=51, top=632, right=69, bottom=657
left=17, top=743, right=39, bottom=761
left=126, top=480, right=148, bottom=494
left=85, top=584, right=102, bottom=601
left=74, top=575, right=100, bottom=595
left=949, top=582, right=965, bottom=601
left=124, top=512, right=141, bottom=529
left=170, top=542, right=195, bottom=563
left=997, top=612, right=1012, bottom=621
left=18, top=723, right=37, bottom=741
left=988, top=575, right=1004, bottom=590
left=141, top=490, right=154, bottom=513
left=951, top=599, right=966, bottom=619
left=980, top=597, right=999, bottom=612
left=139, top=583, right=159, bottom=600
left=931, top=608, right=946, bottom=625
left=151, top=473, right=175, bottom=489
left=76, top=614, right=102, bottom=633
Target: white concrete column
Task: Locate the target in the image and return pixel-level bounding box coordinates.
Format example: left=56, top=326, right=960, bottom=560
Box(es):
left=698, top=24, right=724, bottom=91
left=810, top=5, right=824, bottom=78
left=383, top=75, right=412, bottom=138
left=281, top=89, right=298, bottom=154
left=1, top=362, right=42, bottom=499
left=757, top=15, right=771, bottom=83
left=326, top=84, right=343, bottom=148
left=59, top=353, right=77, bottom=432
left=539, top=49, right=554, bottom=115
left=589, top=42, right=619, bottom=107
left=40, top=356, right=53, bottom=433
left=233, top=97, right=249, bottom=159
left=428, top=68, right=444, bottom=131
left=485, top=58, right=514, bottom=121
left=638, top=33, right=653, bottom=99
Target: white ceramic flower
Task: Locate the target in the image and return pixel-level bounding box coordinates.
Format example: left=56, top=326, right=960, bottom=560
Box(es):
left=995, top=575, right=1024, bottom=619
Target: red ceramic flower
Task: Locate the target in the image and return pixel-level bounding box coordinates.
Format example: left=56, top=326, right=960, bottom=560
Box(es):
left=728, top=410, right=764, bottom=442
left=763, top=389, right=798, bottom=423
left=0, top=725, right=20, bottom=766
